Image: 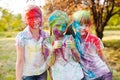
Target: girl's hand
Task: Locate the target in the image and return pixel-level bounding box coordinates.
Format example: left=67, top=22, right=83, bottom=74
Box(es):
left=66, top=40, right=75, bottom=49
left=66, top=35, right=75, bottom=49
left=53, top=40, right=62, bottom=49
left=71, top=49, right=80, bottom=62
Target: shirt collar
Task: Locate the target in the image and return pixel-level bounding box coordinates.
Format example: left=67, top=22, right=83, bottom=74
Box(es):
left=24, top=26, right=42, bottom=39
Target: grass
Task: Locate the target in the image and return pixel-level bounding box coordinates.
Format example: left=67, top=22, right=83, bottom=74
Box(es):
left=103, top=41, right=120, bottom=80
left=0, top=38, right=16, bottom=80
left=0, top=31, right=120, bottom=80
left=0, top=32, right=18, bottom=38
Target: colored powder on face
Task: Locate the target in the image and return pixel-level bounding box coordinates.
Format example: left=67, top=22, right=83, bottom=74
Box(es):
left=26, top=9, right=42, bottom=29
left=53, top=27, right=63, bottom=37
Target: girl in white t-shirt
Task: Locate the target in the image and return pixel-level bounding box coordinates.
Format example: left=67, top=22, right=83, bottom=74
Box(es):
left=48, top=10, right=84, bottom=80
left=16, top=4, right=52, bottom=80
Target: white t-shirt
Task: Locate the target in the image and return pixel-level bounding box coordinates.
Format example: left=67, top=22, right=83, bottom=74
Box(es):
left=16, top=26, right=50, bottom=76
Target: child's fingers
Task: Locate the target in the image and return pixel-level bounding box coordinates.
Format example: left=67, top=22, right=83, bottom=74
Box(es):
left=66, top=41, right=75, bottom=48
left=53, top=42, right=62, bottom=49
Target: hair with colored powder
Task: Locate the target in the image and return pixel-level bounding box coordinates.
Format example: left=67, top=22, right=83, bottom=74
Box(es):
left=48, top=10, right=69, bottom=35
left=80, top=14, right=90, bottom=26
left=22, top=3, right=42, bottom=22
left=48, top=10, right=69, bottom=28
left=73, top=10, right=91, bottom=28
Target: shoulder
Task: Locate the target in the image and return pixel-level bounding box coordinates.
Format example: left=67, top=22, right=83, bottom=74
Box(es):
left=16, top=27, right=29, bottom=40
left=16, top=31, right=24, bottom=40
left=89, top=34, right=98, bottom=39
left=88, top=34, right=103, bottom=47
left=88, top=34, right=99, bottom=41
left=40, top=29, right=50, bottom=39
left=86, top=33, right=100, bottom=44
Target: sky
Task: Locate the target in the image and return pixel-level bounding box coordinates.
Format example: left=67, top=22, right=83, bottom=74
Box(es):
left=0, top=0, right=104, bottom=15
left=0, top=0, right=45, bottom=14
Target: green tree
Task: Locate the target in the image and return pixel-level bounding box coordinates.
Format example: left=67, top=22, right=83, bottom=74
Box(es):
left=84, top=0, right=120, bottom=39
left=1, top=8, right=13, bottom=31
left=108, top=14, right=120, bottom=26
left=0, top=7, right=24, bottom=32
left=10, top=14, right=25, bottom=31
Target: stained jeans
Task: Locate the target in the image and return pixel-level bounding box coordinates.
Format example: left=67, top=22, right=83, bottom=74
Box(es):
left=94, top=72, right=112, bottom=80
left=22, top=71, right=47, bottom=80
left=82, top=72, right=112, bottom=80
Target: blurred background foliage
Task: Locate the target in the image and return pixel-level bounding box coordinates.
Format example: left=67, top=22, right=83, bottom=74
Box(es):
left=0, top=7, right=25, bottom=32
left=43, top=0, right=120, bottom=39
left=0, top=0, right=120, bottom=39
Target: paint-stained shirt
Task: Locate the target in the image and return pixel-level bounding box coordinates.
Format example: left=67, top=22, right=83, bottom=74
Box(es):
left=79, top=33, right=110, bottom=80
left=16, top=26, right=50, bottom=76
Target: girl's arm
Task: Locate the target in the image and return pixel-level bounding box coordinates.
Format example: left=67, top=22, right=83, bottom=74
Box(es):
left=42, top=40, right=55, bottom=67
left=66, top=35, right=80, bottom=62
left=95, top=38, right=106, bottom=62
left=16, top=45, right=25, bottom=80
left=71, top=49, right=80, bottom=62
left=48, top=67, right=53, bottom=80
left=97, top=49, right=106, bottom=62
left=96, top=39, right=112, bottom=71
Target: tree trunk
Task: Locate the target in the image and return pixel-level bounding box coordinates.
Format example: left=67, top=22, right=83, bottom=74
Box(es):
left=95, top=25, right=104, bottom=39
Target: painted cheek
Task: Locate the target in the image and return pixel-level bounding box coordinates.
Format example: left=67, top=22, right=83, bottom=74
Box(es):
left=33, top=16, right=42, bottom=28
left=27, top=18, right=42, bottom=29
left=53, top=28, right=61, bottom=37
left=27, top=20, right=34, bottom=28
left=26, top=10, right=42, bottom=29
left=79, top=28, right=86, bottom=35
left=36, top=18, right=42, bottom=26
left=26, top=13, right=34, bottom=28
left=53, top=28, right=58, bottom=35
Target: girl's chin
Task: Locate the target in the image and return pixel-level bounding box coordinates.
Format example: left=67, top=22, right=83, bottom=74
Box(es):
left=34, top=25, right=39, bottom=28
left=55, top=35, right=61, bottom=38
left=54, top=34, right=63, bottom=38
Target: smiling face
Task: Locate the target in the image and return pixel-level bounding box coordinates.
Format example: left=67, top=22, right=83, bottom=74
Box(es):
left=52, top=24, right=64, bottom=39
left=78, top=15, right=91, bottom=36
left=25, top=9, right=42, bottom=29
left=73, top=10, right=91, bottom=37
left=78, top=24, right=89, bottom=36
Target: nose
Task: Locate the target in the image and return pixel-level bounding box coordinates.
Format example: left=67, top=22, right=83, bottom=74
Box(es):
left=33, top=19, right=38, bottom=23
left=33, top=18, right=41, bottom=24
left=76, top=27, right=85, bottom=32
left=80, top=26, right=86, bottom=29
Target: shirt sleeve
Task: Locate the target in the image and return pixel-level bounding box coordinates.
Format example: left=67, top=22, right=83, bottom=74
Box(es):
left=95, top=38, right=104, bottom=51
left=15, top=32, right=25, bottom=47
